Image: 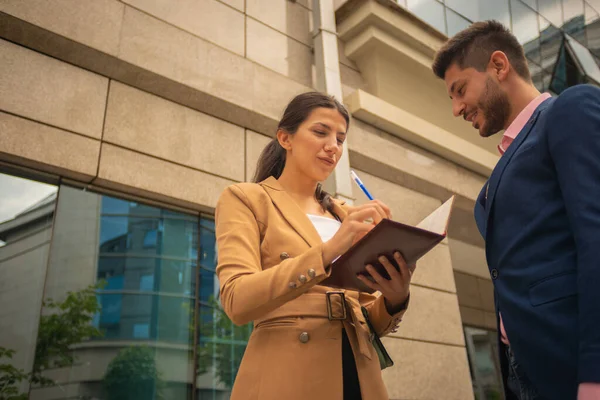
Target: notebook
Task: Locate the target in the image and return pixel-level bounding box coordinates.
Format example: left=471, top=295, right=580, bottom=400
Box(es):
left=321, top=196, right=455, bottom=293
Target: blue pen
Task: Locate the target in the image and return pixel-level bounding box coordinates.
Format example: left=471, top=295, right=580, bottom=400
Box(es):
left=350, top=170, right=374, bottom=200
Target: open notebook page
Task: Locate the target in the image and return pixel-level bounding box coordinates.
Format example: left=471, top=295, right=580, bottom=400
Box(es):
left=415, top=196, right=455, bottom=236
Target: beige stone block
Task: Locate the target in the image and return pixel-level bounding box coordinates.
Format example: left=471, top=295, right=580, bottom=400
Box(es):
left=412, top=242, right=456, bottom=293
left=122, top=0, right=244, bottom=56
left=246, top=130, right=273, bottom=182
left=454, top=271, right=482, bottom=309
left=350, top=169, right=441, bottom=225
left=484, top=311, right=498, bottom=331
left=338, top=38, right=359, bottom=69
left=251, top=61, right=310, bottom=121
left=0, top=0, right=124, bottom=55
left=382, top=338, right=474, bottom=400
left=478, top=278, right=495, bottom=313
left=104, top=82, right=245, bottom=181
left=340, top=63, right=367, bottom=98
left=448, top=238, right=490, bottom=279
left=218, top=0, right=244, bottom=11
left=348, top=118, right=487, bottom=203
left=460, top=305, right=486, bottom=328
left=393, top=286, right=464, bottom=346
left=0, top=112, right=100, bottom=180
left=0, top=40, right=108, bottom=139
left=120, top=7, right=267, bottom=114
left=246, top=0, right=312, bottom=45
left=96, top=144, right=235, bottom=209
left=246, top=18, right=313, bottom=87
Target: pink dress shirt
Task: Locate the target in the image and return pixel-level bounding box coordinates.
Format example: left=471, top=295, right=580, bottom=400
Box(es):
left=496, top=92, right=600, bottom=399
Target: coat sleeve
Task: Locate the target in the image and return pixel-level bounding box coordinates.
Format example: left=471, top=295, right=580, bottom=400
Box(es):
left=546, top=84, right=600, bottom=384
left=215, top=185, right=332, bottom=326
left=360, top=293, right=408, bottom=337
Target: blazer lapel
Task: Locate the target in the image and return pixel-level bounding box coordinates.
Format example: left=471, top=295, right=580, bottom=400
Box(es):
left=260, top=177, right=323, bottom=248
left=485, top=106, right=546, bottom=231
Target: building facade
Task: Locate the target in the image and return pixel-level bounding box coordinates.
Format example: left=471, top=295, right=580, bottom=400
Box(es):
left=0, top=0, right=598, bottom=399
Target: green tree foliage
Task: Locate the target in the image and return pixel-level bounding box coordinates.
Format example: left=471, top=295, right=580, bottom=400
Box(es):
left=0, top=283, right=103, bottom=398
left=103, top=347, right=164, bottom=400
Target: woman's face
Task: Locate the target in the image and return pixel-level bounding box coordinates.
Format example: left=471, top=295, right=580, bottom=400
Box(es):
left=279, top=107, right=347, bottom=183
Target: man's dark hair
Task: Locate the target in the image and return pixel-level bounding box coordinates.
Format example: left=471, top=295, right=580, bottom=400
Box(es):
left=432, top=20, right=531, bottom=81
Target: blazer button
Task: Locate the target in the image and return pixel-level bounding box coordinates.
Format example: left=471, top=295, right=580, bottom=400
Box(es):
left=299, top=332, right=310, bottom=343
left=289, top=281, right=297, bottom=289
left=491, top=269, right=499, bottom=280
left=308, top=269, right=316, bottom=278
left=299, top=274, right=307, bottom=283
left=280, top=252, right=290, bottom=260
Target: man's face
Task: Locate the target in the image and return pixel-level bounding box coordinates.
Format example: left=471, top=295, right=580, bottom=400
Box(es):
left=444, top=63, right=511, bottom=137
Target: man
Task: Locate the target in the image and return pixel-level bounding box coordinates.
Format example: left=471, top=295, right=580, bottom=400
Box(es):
left=432, top=21, right=600, bottom=400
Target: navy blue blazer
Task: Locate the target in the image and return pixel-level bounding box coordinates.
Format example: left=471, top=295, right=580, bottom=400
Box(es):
left=474, top=84, right=600, bottom=399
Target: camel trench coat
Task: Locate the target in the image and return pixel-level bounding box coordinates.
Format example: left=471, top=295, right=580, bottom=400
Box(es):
left=215, top=177, right=408, bottom=400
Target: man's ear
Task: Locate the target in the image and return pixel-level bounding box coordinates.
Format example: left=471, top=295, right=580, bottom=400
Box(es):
left=277, top=129, right=292, bottom=151
left=489, top=50, right=510, bottom=81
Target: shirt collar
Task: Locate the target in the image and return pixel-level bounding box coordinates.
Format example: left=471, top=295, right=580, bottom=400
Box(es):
left=498, top=93, right=552, bottom=155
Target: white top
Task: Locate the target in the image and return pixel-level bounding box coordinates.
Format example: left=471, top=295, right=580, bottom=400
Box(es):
left=306, top=214, right=341, bottom=243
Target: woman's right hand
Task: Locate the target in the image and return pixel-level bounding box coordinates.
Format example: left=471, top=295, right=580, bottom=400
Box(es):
left=322, top=200, right=391, bottom=265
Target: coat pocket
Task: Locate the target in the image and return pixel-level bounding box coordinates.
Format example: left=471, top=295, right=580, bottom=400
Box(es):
left=254, top=317, right=299, bottom=330
left=529, top=271, right=577, bottom=306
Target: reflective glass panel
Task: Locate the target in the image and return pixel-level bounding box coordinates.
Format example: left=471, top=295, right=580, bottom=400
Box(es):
left=564, top=0, right=585, bottom=23
left=585, top=2, right=600, bottom=56
left=446, top=7, right=471, bottom=37
left=465, top=327, right=503, bottom=400
left=539, top=0, right=564, bottom=27
left=540, top=17, right=563, bottom=70
left=566, top=33, right=600, bottom=82
left=445, top=0, right=511, bottom=27
left=0, top=172, right=57, bottom=397
left=511, top=0, right=541, bottom=44
left=407, top=0, right=446, bottom=34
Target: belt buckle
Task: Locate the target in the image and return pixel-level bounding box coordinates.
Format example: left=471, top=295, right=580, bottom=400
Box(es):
left=326, top=291, right=347, bottom=321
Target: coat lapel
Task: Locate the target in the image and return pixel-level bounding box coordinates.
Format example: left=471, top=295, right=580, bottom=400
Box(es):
left=485, top=100, right=551, bottom=232
left=260, top=177, right=323, bottom=248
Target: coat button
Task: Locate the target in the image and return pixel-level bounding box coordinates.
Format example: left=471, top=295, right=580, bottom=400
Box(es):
left=308, top=269, right=316, bottom=278
left=299, top=332, right=309, bottom=343
left=299, top=274, right=307, bottom=283
left=280, top=252, right=290, bottom=260
left=289, top=281, right=297, bottom=289
left=491, top=269, right=499, bottom=280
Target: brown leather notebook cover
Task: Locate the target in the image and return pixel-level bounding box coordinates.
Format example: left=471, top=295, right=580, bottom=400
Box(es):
left=321, top=196, right=455, bottom=293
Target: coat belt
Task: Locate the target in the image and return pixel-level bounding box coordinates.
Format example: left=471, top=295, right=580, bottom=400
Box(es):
left=253, top=291, right=373, bottom=360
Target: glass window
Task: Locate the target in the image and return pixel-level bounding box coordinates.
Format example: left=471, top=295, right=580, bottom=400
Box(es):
left=0, top=172, right=57, bottom=397
left=585, top=2, right=600, bottom=57
left=566, top=33, right=600, bottom=82
left=1, top=184, right=252, bottom=400
left=445, top=0, right=511, bottom=27
left=520, top=0, right=538, bottom=10
left=564, top=0, right=585, bottom=23
left=539, top=16, right=563, bottom=70
left=406, top=0, right=446, bottom=34
left=464, top=327, right=503, bottom=400
left=446, top=7, right=471, bottom=37
left=511, top=0, right=541, bottom=44
left=538, top=0, right=564, bottom=27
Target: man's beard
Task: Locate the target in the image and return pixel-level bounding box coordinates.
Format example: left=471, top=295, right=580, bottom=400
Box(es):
left=478, top=77, right=511, bottom=137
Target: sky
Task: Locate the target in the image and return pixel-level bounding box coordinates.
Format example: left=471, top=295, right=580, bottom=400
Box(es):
left=0, top=173, right=57, bottom=225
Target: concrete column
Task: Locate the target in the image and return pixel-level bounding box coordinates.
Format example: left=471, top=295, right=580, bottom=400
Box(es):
left=312, top=0, right=355, bottom=204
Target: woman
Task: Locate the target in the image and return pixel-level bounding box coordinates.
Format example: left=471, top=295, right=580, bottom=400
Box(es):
left=215, top=92, right=415, bottom=400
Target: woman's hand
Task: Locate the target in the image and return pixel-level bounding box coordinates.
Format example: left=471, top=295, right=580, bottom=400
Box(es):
left=357, top=252, right=415, bottom=314
left=321, top=200, right=392, bottom=265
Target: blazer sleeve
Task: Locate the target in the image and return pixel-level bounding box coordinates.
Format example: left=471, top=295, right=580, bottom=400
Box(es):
left=215, top=185, right=331, bottom=326
left=546, top=84, right=600, bottom=384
